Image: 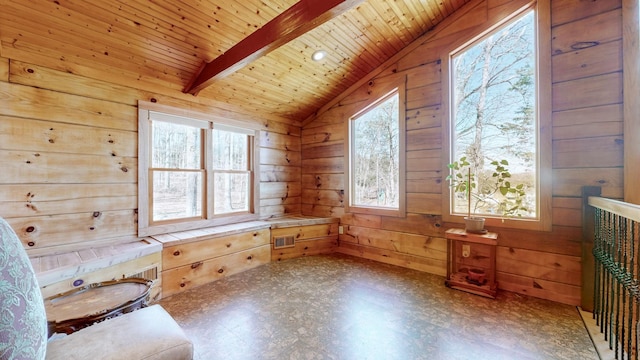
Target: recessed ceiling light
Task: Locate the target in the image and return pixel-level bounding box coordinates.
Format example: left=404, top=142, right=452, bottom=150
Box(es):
left=312, top=50, right=327, bottom=62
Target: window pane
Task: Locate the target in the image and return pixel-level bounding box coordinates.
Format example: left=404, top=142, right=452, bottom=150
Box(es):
left=451, top=11, right=536, bottom=218
left=214, top=172, right=249, bottom=214
left=152, top=170, right=202, bottom=221
left=152, top=121, right=201, bottom=169
left=212, top=129, right=248, bottom=171
left=352, top=93, right=400, bottom=209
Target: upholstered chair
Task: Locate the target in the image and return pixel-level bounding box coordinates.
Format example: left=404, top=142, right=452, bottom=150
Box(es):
left=0, top=216, right=48, bottom=360
left=0, top=216, right=193, bottom=360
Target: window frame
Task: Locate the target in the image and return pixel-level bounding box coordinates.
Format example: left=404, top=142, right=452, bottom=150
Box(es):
left=149, top=115, right=207, bottom=223
left=623, top=0, right=640, bottom=204
left=211, top=124, right=255, bottom=216
left=345, top=78, right=407, bottom=218
left=441, top=0, right=552, bottom=231
left=138, top=101, right=261, bottom=236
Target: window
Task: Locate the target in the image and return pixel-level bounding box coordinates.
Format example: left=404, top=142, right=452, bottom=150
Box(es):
left=444, top=2, right=551, bottom=231
left=212, top=125, right=253, bottom=215
left=138, top=103, right=260, bottom=236
left=347, top=86, right=406, bottom=217
left=151, top=119, right=204, bottom=222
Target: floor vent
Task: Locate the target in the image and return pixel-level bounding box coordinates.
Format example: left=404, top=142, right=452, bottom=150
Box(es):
left=274, top=235, right=295, bottom=249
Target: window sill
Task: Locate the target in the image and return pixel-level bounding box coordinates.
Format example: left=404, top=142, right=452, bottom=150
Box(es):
left=444, top=214, right=551, bottom=232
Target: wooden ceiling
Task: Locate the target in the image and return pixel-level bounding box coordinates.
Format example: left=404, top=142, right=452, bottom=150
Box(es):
left=0, top=0, right=470, bottom=122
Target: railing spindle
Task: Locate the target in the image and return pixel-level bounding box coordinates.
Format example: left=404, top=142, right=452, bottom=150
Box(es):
left=589, top=196, right=640, bottom=360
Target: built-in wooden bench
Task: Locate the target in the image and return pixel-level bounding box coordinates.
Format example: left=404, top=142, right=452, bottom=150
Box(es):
left=31, top=239, right=162, bottom=300
left=153, top=221, right=272, bottom=298
left=268, top=215, right=339, bottom=261
left=154, top=216, right=339, bottom=298
left=30, top=216, right=340, bottom=301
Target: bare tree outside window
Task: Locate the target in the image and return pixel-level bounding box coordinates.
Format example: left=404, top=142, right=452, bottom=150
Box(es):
left=212, top=129, right=251, bottom=215
left=139, top=107, right=259, bottom=234
left=151, top=121, right=203, bottom=221
left=351, top=91, right=400, bottom=209
left=451, top=10, right=537, bottom=218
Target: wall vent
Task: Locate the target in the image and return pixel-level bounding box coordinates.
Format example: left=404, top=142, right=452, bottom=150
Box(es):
left=274, top=235, right=295, bottom=249
left=127, top=266, right=158, bottom=281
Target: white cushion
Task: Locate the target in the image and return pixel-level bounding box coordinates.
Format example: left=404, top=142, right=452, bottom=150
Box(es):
left=46, top=305, right=193, bottom=360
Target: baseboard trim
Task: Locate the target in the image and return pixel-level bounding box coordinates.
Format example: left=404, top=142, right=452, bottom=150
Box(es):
left=578, top=307, right=617, bottom=360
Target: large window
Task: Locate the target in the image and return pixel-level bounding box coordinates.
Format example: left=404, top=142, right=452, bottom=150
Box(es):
left=445, top=2, right=551, bottom=231
left=138, top=103, right=260, bottom=236
left=347, top=87, right=406, bottom=217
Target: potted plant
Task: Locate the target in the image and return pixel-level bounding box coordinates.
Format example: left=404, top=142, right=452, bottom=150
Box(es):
left=447, top=156, right=530, bottom=233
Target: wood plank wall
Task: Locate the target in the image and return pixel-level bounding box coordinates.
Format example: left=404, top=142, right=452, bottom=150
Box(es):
left=301, top=0, right=624, bottom=305
left=0, top=59, right=301, bottom=256
left=0, top=0, right=625, bottom=306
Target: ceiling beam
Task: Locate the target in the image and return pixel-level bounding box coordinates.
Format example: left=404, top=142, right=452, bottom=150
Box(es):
left=183, top=0, right=364, bottom=95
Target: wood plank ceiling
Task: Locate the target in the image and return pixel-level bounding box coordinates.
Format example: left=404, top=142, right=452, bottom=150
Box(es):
left=0, top=0, right=470, bottom=122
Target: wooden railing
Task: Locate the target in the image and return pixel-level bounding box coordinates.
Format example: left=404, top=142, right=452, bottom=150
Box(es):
left=587, top=194, right=640, bottom=360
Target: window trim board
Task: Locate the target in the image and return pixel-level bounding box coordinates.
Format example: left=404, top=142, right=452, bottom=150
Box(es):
left=344, top=76, right=407, bottom=218
left=138, top=101, right=261, bottom=237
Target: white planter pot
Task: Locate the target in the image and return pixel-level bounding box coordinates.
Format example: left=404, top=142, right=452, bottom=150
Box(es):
left=464, top=216, right=485, bottom=233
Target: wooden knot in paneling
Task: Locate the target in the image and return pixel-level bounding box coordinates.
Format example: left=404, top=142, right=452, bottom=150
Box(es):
left=191, top=262, right=202, bottom=269
left=570, top=41, right=599, bottom=50
left=226, top=243, right=232, bottom=248
left=173, top=250, right=181, bottom=256
left=247, top=255, right=253, bottom=260
left=217, top=268, right=224, bottom=274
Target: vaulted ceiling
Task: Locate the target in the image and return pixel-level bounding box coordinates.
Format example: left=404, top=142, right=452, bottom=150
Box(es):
left=0, top=0, right=471, bottom=122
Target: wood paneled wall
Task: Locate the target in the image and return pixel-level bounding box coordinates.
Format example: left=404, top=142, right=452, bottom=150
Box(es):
left=0, top=0, right=626, bottom=306
left=0, top=59, right=301, bottom=256
left=301, top=0, right=624, bottom=305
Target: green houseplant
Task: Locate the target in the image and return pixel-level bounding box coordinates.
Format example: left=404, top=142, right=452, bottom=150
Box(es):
left=447, top=156, right=530, bottom=233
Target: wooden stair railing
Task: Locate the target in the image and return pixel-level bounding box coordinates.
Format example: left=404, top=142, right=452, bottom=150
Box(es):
left=585, top=188, right=640, bottom=360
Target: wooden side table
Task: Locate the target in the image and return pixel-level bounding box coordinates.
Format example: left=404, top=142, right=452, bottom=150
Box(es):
left=445, top=228, right=498, bottom=299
